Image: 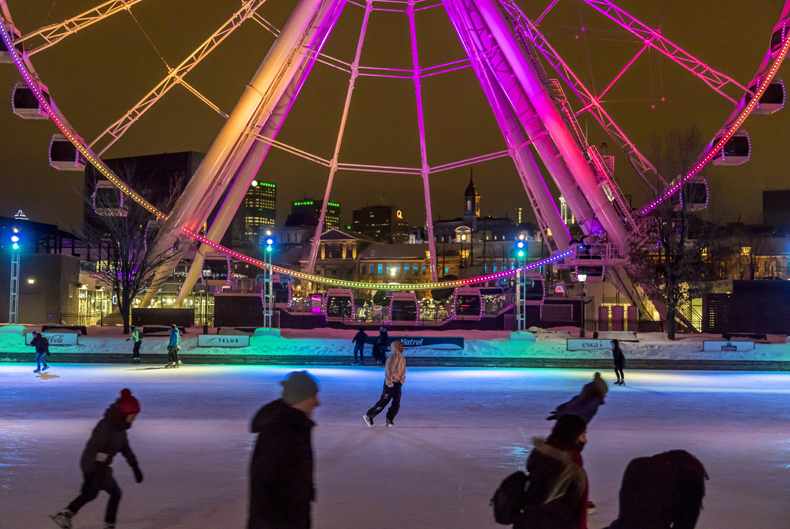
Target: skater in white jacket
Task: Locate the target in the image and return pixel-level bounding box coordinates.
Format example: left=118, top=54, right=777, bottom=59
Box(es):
left=363, top=340, right=406, bottom=427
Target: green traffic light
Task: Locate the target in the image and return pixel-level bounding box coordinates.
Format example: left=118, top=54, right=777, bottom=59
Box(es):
left=266, top=246, right=272, bottom=252
left=12, top=243, right=19, bottom=250
left=518, top=250, right=524, bottom=257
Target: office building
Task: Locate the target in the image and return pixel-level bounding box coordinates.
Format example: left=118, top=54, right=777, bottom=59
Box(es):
left=291, top=199, right=341, bottom=229
left=352, top=205, right=409, bottom=243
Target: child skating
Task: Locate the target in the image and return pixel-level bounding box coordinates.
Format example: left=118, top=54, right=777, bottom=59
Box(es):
left=166, top=324, right=181, bottom=368
left=51, top=389, right=144, bottom=529
left=363, top=340, right=405, bottom=427
left=126, top=325, right=142, bottom=364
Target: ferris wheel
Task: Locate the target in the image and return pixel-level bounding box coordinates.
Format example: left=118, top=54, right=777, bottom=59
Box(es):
left=1, top=0, right=788, bottom=307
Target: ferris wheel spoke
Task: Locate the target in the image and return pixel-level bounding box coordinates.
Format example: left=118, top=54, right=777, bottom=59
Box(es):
left=251, top=12, right=280, bottom=37
left=90, top=0, right=272, bottom=156
left=514, top=13, right=666, bottom=192
left=535, top=0, right=561, bottom=26
left=18, top=0, right=145, bottom=56
left=179, top=80, right=229, bottom=119
left=582, top=0, right=751, bottom=103
left=596, top=41, right=650, bottom=100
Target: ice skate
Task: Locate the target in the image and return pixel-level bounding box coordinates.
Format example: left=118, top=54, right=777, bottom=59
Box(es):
left=177, top=360, right=183, bottom=367
left=42, top=365, right=50, bottom=371
left=587, top=501, right=596, bottom=515
left=33, top=369, right=40, bottom=373
left=363, top=414, right=373, bottom=427
left=386, top=420, right=393, bottom=428
left=103, top=523, right=116, bottom=529
left=50, top=509, right=73, bottom=528
left=165, top=362, right=173, bottom=368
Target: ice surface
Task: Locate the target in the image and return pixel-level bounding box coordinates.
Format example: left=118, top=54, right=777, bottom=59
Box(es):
left=1, top=365, right=789, bottom=529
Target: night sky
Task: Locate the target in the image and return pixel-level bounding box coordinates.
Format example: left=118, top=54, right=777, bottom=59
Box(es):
left=1, top=0, right=788, bottom=233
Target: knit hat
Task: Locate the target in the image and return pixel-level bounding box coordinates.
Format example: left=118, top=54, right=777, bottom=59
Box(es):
left=118, top=388, right=140, bottom=416
left=281, top=371, right=319, bottom=405
left=391, top=341, right=403, bottom=354
left=592, top=372, right=608, bottom=395
left=548, top=414, right=587, bottom=451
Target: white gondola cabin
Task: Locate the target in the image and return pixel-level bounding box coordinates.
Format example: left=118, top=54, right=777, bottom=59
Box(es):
left=325, top=288, right=353, bottom=320
left=49, top=133, right=86, bottom=171
left=390, top=291, right=418, bottom=322
left=711, top=131, right=750, bottom=166
left=744, top=78, right=785, bottom=114
left=12, top=82, right=50, bottom=119
left=1, top=23, right=23, bottom=63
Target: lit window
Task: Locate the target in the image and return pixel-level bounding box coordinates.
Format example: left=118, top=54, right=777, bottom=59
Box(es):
left=378, top=264, right=383, bottom=275
left=445, top=268, right=449, bottom=274
left=741, top=247, right=751, bottom=256
left=405, top=265, right=410, bottom=272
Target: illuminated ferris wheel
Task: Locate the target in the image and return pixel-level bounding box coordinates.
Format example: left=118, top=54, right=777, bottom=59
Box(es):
left=1, top=0, right=788, bottom=308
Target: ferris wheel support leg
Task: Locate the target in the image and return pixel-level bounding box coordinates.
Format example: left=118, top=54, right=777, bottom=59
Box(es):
left=174, top=2, right=345, bottom=308
left=443, top=0, right=570, bottom=252
left=139, top=0, right=348, bottom=309
left=471, top=0, right=629, bottom=245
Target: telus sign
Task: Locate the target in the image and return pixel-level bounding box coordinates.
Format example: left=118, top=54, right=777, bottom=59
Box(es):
left=197, top=335, right=250, bottom=348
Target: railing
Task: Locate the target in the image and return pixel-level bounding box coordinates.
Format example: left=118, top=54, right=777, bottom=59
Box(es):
left=587, top=145, right=641, bottom=235
left=60, top=312, right=125, bottom=326
left=569, top=243, right=628, bottom=263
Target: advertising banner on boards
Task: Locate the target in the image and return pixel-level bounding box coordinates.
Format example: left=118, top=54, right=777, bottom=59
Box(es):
left=702, top=341, right=754, bottom=352
left=25, top=332, right=79, bottom=346
left=197, top=335, right=251, bottom=348
left=566, top=339, right=614, bottom=351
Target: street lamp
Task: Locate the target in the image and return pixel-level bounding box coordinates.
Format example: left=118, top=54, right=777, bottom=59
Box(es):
left=577, top=273, right=588, bottom=338
left=461, top=233, right=467, bottom=268
left=202, top=268, right=211, bottom=334
left=9, top=227, right=22, bottom=324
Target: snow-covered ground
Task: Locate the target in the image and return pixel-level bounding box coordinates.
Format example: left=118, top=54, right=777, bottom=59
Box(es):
left=1, top=365, right=788, bottom=529
left=3, top=324, right=790, bottom=362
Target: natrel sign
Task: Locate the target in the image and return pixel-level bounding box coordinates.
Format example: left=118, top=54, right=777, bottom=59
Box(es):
left=365, top=336, right=464, bottom=349
left=702, top=341, right=754, bottom=352
left=567, top=339, right=614, bottom=351
left=25, top=332, right=79, bottom=346
left=197, top=335, right=250, bottom=348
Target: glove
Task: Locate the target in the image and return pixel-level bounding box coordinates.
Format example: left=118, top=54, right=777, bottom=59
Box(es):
left=126, top=338, right=130, bottom=341
left=132, top=465, right=144, bottom=483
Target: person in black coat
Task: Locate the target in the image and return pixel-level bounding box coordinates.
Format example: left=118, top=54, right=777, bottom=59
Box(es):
left=603, top=450, right=708, bottom=529
left=51, top=389, right=143, bottom=529
left=351, top=327, right=367, bottom=366
left=612, top=339, right=626, bottom=385
left=31, top=330, right=50, bottom=373
left=372, top=327, right=389, bottom=366
left=249, top=371, right=320, bottom=529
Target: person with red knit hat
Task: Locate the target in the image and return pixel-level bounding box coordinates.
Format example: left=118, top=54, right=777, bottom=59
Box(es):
left=51, top=389, right=144, bottom=529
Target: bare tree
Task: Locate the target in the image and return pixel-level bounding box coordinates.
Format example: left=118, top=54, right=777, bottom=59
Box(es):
left=737, top=226, right=773, bottom=280
left=628, top=128, right=716, bottom=340
left=80, top=169, right=185, bottom=333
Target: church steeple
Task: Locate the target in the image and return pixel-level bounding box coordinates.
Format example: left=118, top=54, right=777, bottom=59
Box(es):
left=463, top=168, right=480, bottom=230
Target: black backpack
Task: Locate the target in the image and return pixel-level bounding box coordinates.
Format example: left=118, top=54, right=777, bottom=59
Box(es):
left=491, top=470, right=530, bottom=525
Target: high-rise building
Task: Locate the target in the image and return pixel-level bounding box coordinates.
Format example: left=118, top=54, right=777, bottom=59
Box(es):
left=291, top=200, right=341, bottom=229
left=239, top=180, right=276, bottom=242
left=352, top=205, right=409, bottom=243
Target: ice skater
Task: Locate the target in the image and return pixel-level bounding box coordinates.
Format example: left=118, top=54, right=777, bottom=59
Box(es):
left=31, top=330, right=50, bottom=373
left=166, top=324, right=181, bottom=368
left=351, top=326, right=367, bottom=365
left=363, top=340, right=405, bottom=427
left=126, top=325, right=142, bottom=364
left=515, top=414, right=589, bottom=529
left=248, top=371, right=320, bottom=529
left=51, top=389, right=144, bottom=529
left=372, top=326, right=389, bottom=366
left=612, top=339, right=626, bottom=385
left=603, top=450, right=708, bottom=529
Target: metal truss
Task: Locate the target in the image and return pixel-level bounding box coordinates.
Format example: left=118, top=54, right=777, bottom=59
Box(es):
left=18, top=0, right=145, bottom=56
left=582, top=0, right=751, bottom=104
left=90, top=0, right=272, bottom=155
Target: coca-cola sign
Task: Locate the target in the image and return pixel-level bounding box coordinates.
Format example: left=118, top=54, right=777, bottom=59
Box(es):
left=25, top=332, right=79, bottom=346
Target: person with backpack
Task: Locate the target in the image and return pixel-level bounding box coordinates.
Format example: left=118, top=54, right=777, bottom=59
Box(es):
left=31, top=330, right=50, bottom=373
left=515, top=414, right=589, bottom=529
left=166, top=324, right=181, bottom=368
left=363, top=340, right=405, bottom=428
left=612, top=340, right=626, bottom=385
left=603, top=450, right=708, bottom=529
left=51, top=389, right=144, bottom=529
left=351, top=327, right=367, bottom=366
left=126, top=325, right=143, bottom=364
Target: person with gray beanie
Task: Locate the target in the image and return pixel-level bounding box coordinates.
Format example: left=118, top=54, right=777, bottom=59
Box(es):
left=248, top=371, right=320, bottom=529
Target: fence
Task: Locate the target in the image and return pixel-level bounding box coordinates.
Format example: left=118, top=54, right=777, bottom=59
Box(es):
left=60, top=313, right=125, bottom=327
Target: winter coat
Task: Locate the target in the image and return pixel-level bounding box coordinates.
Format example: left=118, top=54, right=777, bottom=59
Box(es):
left=31, top=335, right=49, bottom=354
left=384, top=349, right=406, bottom=387
left=613, top=345, right=626, bottom=370
left=249, top=398, right=315, bottom=529
left=79, top=403, right=138, bottom=475
left=352, top=330, right=367, bottom=345
left=603, top=450, right=706, bottom=529
left=168, top=328, right=180, bottom=347
left=131, top=328, right=142, bottom=343
left=515, top=438, right=588, bottom=529
left=553, top=392, right=604, bottom=425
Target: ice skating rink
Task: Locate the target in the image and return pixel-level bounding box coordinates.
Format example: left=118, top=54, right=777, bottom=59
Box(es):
left=1, top=364, right=788, bottom=529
